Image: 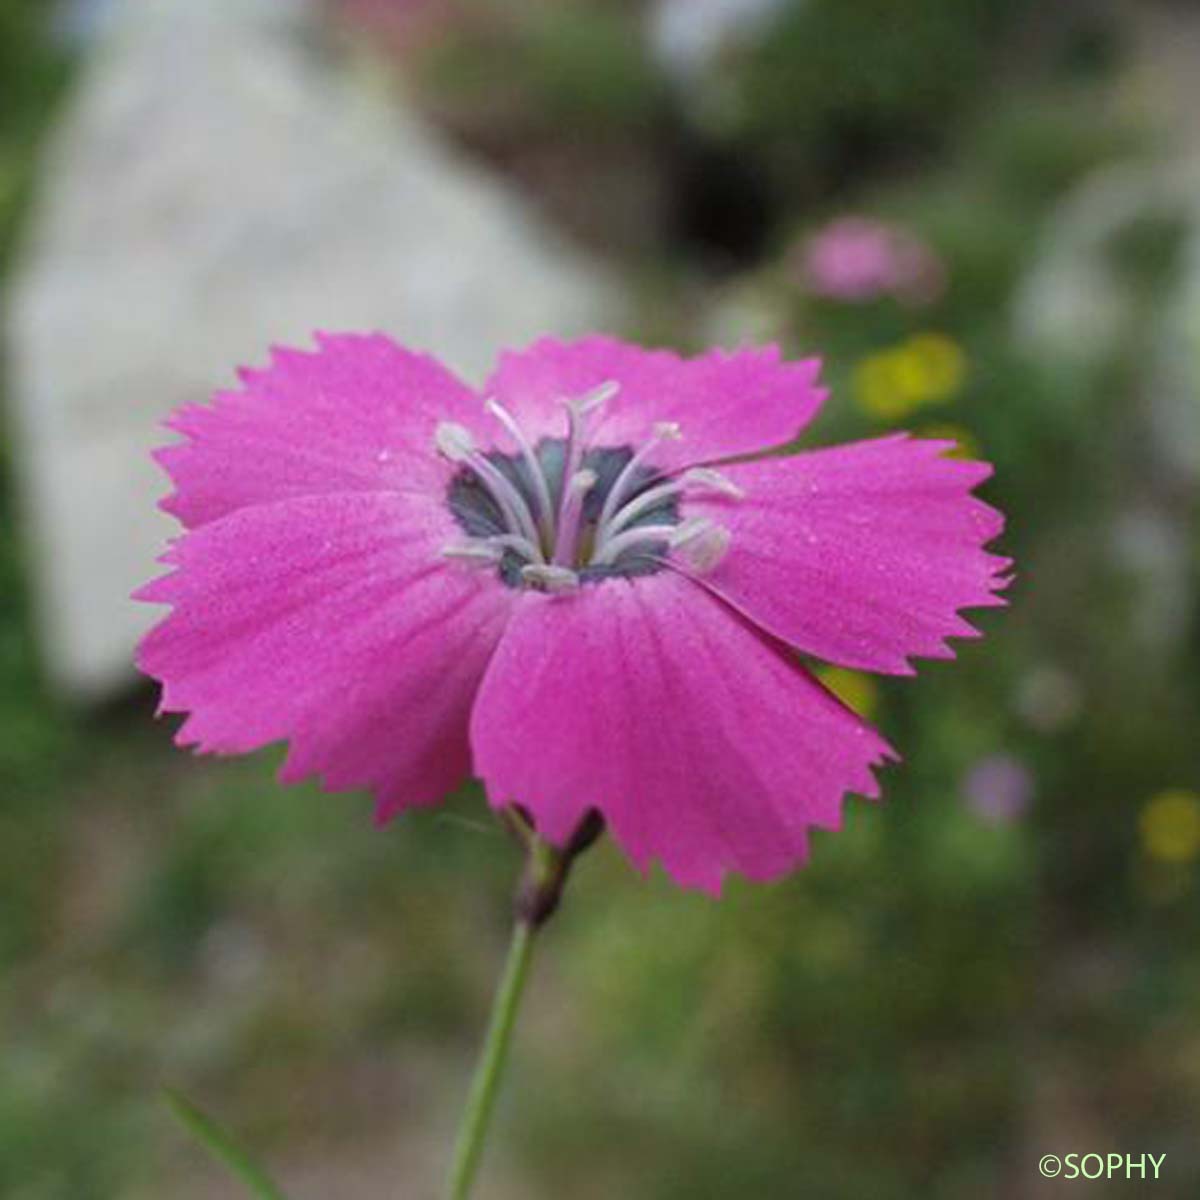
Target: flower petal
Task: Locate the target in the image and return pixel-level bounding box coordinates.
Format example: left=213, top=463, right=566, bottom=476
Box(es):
left=483, top=335, right=826, bottom=470
left=686, top=434, right=1010, bottom=675
left=158, top=332, right=482, bottom=528
left=470, top=573, right=894, bottom=894
left=137, top=491, right=512, bottom=818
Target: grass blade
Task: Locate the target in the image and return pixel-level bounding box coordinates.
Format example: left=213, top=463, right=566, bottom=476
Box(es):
left=163, top=1089, right=290, bottom=1200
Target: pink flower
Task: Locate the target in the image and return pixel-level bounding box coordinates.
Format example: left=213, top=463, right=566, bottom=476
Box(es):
left=962, top=754, right=1033, bottom=825
left=137, top=335, right=1008, bottom=894
left=797, top=217, right=947, bottom=306
left=333, top=0, right=451, bottom=57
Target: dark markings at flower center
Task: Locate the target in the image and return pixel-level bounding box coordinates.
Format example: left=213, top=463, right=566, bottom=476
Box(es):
left=447, top=438, right=680, bottom=586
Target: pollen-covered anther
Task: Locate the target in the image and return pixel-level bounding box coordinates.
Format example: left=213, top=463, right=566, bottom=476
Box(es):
left=434, top=421, right=476, bottom=462
left=521, top=563, right=581, bottom=594
left=569, top=468, right=598, bottom=494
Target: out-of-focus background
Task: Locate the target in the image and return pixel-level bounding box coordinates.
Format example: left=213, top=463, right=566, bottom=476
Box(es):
left=2, top=0, right=1198, bottom=1196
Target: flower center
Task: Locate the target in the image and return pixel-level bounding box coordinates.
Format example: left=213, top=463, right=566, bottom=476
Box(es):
left=437, top=382, right=741, bottom=592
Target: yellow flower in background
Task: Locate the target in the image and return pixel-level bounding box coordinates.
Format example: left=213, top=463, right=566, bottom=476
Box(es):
left=887, top=350, right=934, bottom=404
left=852, top=354, right=915, bottom=421
left=1140, top=790, right=1200, bottom=864
left=852, top=332, right=968, bottom=423
left=918, top=422, right=982, bottom=460
left=905, top=332, right=967, bottom=402
left=816, top=666, right=879, bottom=720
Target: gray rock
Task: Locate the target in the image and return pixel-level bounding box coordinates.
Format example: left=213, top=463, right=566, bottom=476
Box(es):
left=6, top=0, right=617, bottom=699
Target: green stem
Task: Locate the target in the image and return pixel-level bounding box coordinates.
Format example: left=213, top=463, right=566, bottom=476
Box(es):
left=163, top=1089, right=289, bottom=1200
left=446, top=918, right=538, bottom=1200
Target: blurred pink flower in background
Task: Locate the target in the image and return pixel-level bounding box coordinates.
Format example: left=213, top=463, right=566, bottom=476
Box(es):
left=796, top=216, right=947, bottom=306
left=963, top=753, right=1034, bottom=825
left=137, top=334, right=1007, bottom=894
left=334, top=0, right=452, bottom=56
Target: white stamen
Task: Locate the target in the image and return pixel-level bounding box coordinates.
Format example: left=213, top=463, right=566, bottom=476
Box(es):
left=668, top=516, right=715, bottom=548
left=556, top=383, right=617, bottom=526
left=576, top=379, right=620, bottom=415
left=555, top=394, right=597, bottom=555
left=485, top=398, right=555, bottom=536
left=593, top=464, right=743, bottom=555
left=521, top=563, right=581, bottom=594
left=441, top=541, right=504, bottom=563
left=597, top=476, right=685, bottom=541
left=596, top=421, right=683, bottom=533
left=435, top=421, right=476, bottom=463
left=457, top=448, right=543, bottom=551
left=551, top=469, right=597, bottom=567
left=681, top=467, right=744, bottom=499
left=440, top=385, right=736, bottom=587
left=673, top=521, right=731, bottom=573
left=589, top=522, right=680, bottom=566
left=486, top=533, right=544, bottom=563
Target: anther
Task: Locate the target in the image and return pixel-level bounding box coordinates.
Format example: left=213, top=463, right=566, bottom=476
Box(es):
left=441, top=541, right=504, bottom=564
left=673, top=522, right=731, bottom=573
left=576, top=379, right=620, bottom=415
left=568, top=468, right=598, bottom=494
left=434, top=422, right=476, bottom=462
left=521, top=563, right=581, bottom=594
left=681, top=467, right=744, bottom=499
left=667, top=516, right=715, bottom=548
left=443, top=387, right=733, bottom=589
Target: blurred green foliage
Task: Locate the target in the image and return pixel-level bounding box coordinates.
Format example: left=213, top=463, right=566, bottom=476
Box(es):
left=423, top=3, right=667, bottom=136
left=4, top=0, right=1200, bottom=1197
left=0, top=0, right=75, bottom=968
left=734, top=0, right=1028, bottom=183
